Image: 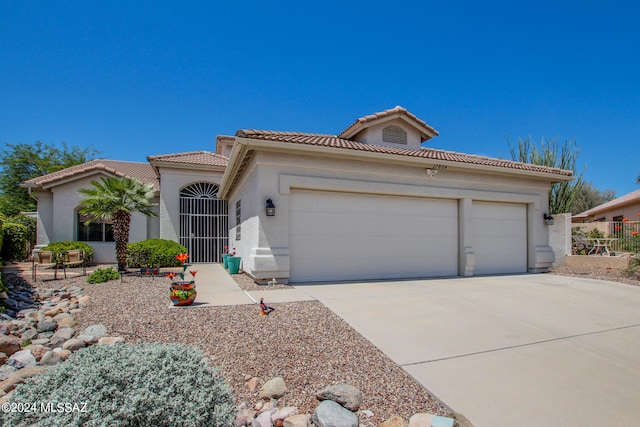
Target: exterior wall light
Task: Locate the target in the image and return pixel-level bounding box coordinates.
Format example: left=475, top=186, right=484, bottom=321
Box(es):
left=544, top=213, right=554, bottom=225
left=266, top=199, right=276, bottom=217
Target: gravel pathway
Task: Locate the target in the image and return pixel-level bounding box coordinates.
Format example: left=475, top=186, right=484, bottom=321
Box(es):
left=56, top=272, right=454, bottom=425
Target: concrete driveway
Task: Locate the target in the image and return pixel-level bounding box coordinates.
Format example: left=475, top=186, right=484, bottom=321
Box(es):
left=295, top=274, right=640, bottom=427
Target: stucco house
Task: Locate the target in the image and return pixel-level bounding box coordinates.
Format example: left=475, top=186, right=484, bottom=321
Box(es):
left=572, top=189, right=640, bottom=223
left=22, top=106, right=573, bottom=283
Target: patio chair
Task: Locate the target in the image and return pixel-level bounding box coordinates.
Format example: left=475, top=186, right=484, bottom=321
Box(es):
left=572, top=236, right=590, bottom=255
left=61, top=250, right=86, bottom=279
left=32, top=250, right=59, bottom=281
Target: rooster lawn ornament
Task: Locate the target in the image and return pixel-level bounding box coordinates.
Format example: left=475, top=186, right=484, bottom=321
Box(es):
left=259, top=297, right=275, bottom=316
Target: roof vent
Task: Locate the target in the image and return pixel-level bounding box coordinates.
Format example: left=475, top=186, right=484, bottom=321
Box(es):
left=382, top=125, right=407, bottom=145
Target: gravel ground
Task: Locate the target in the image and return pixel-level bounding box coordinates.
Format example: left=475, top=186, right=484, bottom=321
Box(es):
left=32, top=269, right=455, bottom=426
left=232, top=273, right=292, bottom=291
left=551, top=263, right=640, bottom=287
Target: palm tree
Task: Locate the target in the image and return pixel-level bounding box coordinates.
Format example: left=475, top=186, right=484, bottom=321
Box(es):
left=78, top=176, right=157, bottom=271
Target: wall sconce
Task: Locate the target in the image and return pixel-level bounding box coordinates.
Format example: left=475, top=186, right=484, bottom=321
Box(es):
left=266, top=199, right=276, bottom=217
left=544, top=213, right=554, bottom=225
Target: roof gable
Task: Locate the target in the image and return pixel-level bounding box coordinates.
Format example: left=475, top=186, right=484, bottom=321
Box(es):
left=338, top=106, right=439, bottom=144
left=21, top=160, right=159, bottom=191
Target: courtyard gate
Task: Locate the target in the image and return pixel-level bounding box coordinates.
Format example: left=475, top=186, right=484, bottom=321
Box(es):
left=179, top=183, right=228, bottom=263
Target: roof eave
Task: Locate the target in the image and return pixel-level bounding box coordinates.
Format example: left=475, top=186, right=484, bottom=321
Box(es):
left=220, top=138, right=573, bottom=197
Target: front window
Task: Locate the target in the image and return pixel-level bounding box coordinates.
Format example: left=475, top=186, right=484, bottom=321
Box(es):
left=77, top=214, right=114, bottom=242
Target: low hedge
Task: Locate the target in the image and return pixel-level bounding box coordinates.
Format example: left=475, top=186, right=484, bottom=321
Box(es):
left=126, top=239, right=188, bottom=268
left=41, top=241, right=94, bottom=263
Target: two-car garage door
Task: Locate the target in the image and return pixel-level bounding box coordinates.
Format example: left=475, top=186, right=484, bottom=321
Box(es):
left=289, top=190, right=528, bottom=283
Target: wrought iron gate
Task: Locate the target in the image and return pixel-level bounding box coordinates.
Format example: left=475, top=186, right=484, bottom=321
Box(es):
left=179, top=183, right=228, bottom=263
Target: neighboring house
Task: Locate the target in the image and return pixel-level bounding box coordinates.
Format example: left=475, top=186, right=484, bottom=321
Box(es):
left=22, top=106, right=573, bottom=283
left=572, top=189, right=640, bottom=223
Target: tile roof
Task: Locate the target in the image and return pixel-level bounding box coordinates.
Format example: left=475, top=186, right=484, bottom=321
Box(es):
left=147, top=151, right=228, bottom=167
left=338, top=106, right=438, bottom=141
left=574, top=188, right=640, bottom=218
left=235, top=130, right=573, bottom=177
left=21, top=160, right=159, bottom=190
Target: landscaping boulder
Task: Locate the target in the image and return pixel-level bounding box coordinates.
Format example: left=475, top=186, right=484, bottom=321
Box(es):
left=316, top=383, right=363, bottom=411
left=0, top=335, right=21, bottom=356
left=259, top=377, right=287, bottom=400
left=312, top=400, right=358, bottom=427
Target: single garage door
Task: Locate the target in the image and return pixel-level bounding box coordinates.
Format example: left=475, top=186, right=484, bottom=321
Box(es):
left=289, top=190, right=458, bottom=283
left=472, top=201, right=527, bottom=275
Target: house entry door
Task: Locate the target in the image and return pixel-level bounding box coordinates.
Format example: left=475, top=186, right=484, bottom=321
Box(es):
left=179, top=183, right=228, bottom=263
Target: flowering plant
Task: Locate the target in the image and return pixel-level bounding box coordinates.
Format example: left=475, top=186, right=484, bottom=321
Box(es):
left=166, top=253, right=197, bottom=283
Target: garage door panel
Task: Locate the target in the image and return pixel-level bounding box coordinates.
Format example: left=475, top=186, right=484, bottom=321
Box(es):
left=290, top=190, right=458, bottom=282
left=473, top=202, right=527, bottom=275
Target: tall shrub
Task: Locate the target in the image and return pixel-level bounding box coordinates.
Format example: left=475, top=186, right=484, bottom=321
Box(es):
left=1, top=222, right=28, bottom=261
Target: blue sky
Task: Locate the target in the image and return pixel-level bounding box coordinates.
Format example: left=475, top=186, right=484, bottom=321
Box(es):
left=1, top=1, right=639, bottom=197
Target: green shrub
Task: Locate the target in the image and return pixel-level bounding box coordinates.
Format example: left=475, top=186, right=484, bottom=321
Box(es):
left=0, top=216, right=4, bottom=254
left=126, top=239, right=188, bottom=268
left=588, top=228, right=605, bottom=238
left=42, top=241, right=94, bottom=263
left=1, top=222, right=28, bottom=260
left=4, top=343, right=236, bottom=427
left=5, top=214, right=36, bottom=254
left=87, top=267, right=120, bottom=284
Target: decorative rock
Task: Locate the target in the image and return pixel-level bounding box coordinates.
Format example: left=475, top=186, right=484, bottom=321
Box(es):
left=53, top=312, right=71, bottom=322
left=39, top=351, right=63, bottom=366
left=30, top=338, right=51, bottom=346
left=48, top=327, right=74, bottom=348
left=43, top=308, right=61, bottom=317
left=247, top=376, right=261, bottom=392
left=0, top=375, right=24, bottom=393
left=272, top=407, right=299, bottom=427
left=24, top=311, right=44, bottom=322
left=20, top=328, right=38, bottom=342
left=82, top=324, right=108, bottom=339
left=0, top=365, right=17, bottom=381
left=36, top=320, right=57, bottom=333
left=316, top=384, right=363, bottom=411
left=254, top=401, right=264, bottom=411
left=256, top=407, right=277, bottom=427
left=7, top=349, right=36, bottom=369
left=98, top=336, right=124, bottom=345
left=57, top=317, right=77, bottom=328
left=52, top=349, right=71, bottom=360
left=235, top=408, right=257, bottom=427
left=0, top=352, right=6, bottom=365
left=0, top=335, right=21, bottom=356
left=408, top=413, right=434, bottom=427
left=283, top=414, right=311, bottom=427
left=12, top=365, right=47, bottom=380
left=26, top=345, right=51, bottom=362
left=430, top=416, right=454, bottom=427
left=77, top=334, right=98, bottom=345
left=378, top=416, right=407, bottom=427
left=312, top=400, right=358, bottom=427
left=259, top=377, right=287, bottom=400
left=62, top=338, right=86, bottom=351
left=0, top=323, right=10, bottom=335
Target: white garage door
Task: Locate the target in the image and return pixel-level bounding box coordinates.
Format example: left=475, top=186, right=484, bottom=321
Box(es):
left=472, top=202, right=527, bottom=275
left=289, top=190, right=458, bottom=283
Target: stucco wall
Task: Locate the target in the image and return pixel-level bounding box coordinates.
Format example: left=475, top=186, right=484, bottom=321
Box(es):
left=35, top=172, right=156, bottom=263
left=157, top=167, right=225, bottom=242
left=549, top=213, right=572, bottom=266
left=226, top=150, right=556, bottom=282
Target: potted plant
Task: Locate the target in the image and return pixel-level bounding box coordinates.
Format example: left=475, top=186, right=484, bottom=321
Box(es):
left=227, top=248, right=241, bottom=275
left=221, top=245, right=230, bottom=269
left=168, top=253, right=198, bottom=306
